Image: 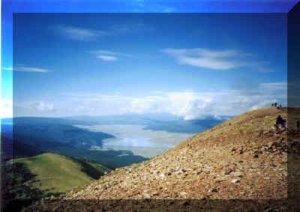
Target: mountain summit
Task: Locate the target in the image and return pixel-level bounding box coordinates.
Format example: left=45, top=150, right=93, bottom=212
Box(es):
left=27, top=108, right=300, bottom=211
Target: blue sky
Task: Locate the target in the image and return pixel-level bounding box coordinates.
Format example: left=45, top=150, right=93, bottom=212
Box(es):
left=4, top=13, right=286, bottom=119
left=2, top=0, right=296, bottom=119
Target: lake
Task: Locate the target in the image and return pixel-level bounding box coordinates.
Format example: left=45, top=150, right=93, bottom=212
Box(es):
left=76, top=124, right=195, bottom=158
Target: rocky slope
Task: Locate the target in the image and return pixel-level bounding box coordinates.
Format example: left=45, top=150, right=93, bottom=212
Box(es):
left=26, top=108, right=300, bottom=211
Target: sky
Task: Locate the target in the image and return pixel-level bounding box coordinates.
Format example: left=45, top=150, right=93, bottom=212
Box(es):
left=2, top=13, right=286, bottom=119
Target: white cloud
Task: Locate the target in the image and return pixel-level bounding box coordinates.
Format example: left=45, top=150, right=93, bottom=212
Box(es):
left=13, top=101, right=56, bottom=117
left=91, top=50, right=131, bottom=62
left=97, top=55, right=118, bottom=61
left=54, top=25, right=108, bottom=41
left=126, top=92, right=214, bottom=120
left=15, top=66, right=49, bottom=73
left=59, top=81, right=286, bottom=120
left=32, top=102, right=54, bottom=112
left=3, top=66, right=50, bottom=73
left=2, top=67, right=14, bottom=71
left=14, top=81, right=286, bottom=118
left=0, top=98, right=13, bottom=118
left=53, top=23, right=152, bottom=42
left=163, top=48, right=272, bottom=72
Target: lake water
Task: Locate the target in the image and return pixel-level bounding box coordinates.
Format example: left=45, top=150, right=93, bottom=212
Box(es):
left=76, top=124, right=194, bottom=158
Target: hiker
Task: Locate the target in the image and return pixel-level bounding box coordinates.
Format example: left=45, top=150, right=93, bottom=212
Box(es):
left=282, top=118, right=287, bottom=130
left=274, top=102, right=278, bottom=107
left=297, top=120, right=300, bottom=131
left=277, top=104, right=283, bottom=110
left=275, top=115, right=286, bottom=131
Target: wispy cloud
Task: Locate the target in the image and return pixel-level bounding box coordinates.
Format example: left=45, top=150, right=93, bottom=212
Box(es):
left=162, top=48, right=271, bottom=72
left=260, top=82, right=287, bottom=92
left=97, top=55, right=118, bottom=62
left=2, top=67, right=14, bottom=71
left=59, top=81, right=286, bottom=119
left=90, top=50, right=132, bottom=62
left=53, top=23, right=152, bottom=42
left=3, top=66, right=50, bottom=73
left=53, top=25, right=108, bottom=41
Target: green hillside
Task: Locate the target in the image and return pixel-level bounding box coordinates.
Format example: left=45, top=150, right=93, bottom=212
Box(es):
left=4, top=153, right=111, bottom=203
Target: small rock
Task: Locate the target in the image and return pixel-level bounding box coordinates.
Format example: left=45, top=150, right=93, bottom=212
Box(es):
left=209, top=188, right=219, bottom=192
left=233, top=171, right=243, bottom=177
left=196, top=171, right=202, bottom=175
left=152, top=192, right=159, bottom=196
left=159, top=173, right=165, bottom=179
left=179, top=192, right=188, bottom=196
left=143, top=193, right=151, bottom=199
left=225, top=169, right=233, bottom=175
left=215, top=179, right=224, bottom=183
left=231, top=179, right=240, bottom=184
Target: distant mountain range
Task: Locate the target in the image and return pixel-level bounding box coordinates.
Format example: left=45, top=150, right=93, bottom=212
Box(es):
left=1, top=114, right=227, bottom=167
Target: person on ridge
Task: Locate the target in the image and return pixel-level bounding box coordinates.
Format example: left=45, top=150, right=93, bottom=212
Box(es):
left=275, top=115, right=286, bottom=131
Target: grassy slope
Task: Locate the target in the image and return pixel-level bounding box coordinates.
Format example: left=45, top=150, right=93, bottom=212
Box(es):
left=9, top=153, right=110, bottom=194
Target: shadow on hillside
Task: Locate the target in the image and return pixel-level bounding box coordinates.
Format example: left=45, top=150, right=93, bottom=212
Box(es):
left=2, top=123, right=148, bottom=169
left=71, top=157, right=108, bottom=179
left=12, top=123, right=114, bottom=152
left=53, top=147, right=148, bottom=169
left=2, top=162, right=60, bottom=212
